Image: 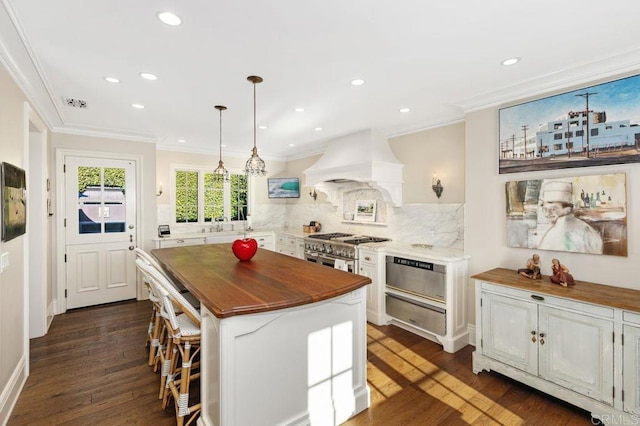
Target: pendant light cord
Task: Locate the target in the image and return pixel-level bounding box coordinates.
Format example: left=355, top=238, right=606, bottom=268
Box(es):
left=253, top=80, right=257, bottom=151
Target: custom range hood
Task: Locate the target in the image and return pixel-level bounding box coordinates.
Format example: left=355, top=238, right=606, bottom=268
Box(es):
left=304, top=129, right=404, bottom=206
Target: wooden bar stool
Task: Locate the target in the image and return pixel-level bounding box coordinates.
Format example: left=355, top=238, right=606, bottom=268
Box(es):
left=137, top=259, right=202, bottom=426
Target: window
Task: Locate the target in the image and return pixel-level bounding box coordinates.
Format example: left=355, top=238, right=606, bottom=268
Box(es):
left=554, top=133, right=563, bottom=140
left=576, top=130, right=584, bottom=137
left=553, top=123, right=563, bottom=130
left=591, top=128, right=599, bottom=137
left=173, top=166, right=249, bottom=224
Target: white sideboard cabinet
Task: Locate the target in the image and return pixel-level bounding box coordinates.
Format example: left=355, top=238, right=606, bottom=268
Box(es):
left=473, top=268, right=640, bottom=424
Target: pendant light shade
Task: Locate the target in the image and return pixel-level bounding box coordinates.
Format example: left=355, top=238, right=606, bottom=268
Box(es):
left=245, top=75, right=267, bottom=176
left=213, top=105, right=229, bottom=181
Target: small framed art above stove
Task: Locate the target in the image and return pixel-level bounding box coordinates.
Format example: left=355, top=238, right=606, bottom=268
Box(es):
left=303, top=232, right=390, bottom=273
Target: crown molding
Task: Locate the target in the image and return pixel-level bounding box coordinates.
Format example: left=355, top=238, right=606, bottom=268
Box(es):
left=0, top=0, right=63, bottom=129
left=458, top=47, right=640, bottom=113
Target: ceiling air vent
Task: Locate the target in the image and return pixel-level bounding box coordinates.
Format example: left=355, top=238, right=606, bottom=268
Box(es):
left=63, top=97, right=88, bottom=108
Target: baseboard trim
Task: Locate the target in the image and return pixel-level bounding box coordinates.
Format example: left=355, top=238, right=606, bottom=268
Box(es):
left=47, top=298, right=57, bottom=332
left=0, top=354, right=27, bottom=425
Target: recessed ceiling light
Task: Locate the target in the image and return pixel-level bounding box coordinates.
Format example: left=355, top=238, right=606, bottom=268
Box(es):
left=221, top=144, right=226, bottom=147
left=294, top=107, right=305, bottom=112
left=501, top=57, right=520, bottom=66
left=140, top=72, right=158, bottom=81
left=399, top=108, right=411, bottom=113
left=157, top=11, right=182, bottom=26
left=131, top=103, right=145, bottom=109
left=177, top=139, right=186, bottom=143
left=314, top=127, right=323, bottom=131
left=289, top=143, right=296, bottom=147
left=350, top=79, right=365, bottom=86
left=104, top=77, right=120, bottom=83
left=258, top=125, right=268, bottom=129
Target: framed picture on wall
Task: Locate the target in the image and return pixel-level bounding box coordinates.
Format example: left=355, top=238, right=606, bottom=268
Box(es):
left=354, top=199, right=376, bottom=222
left=505, top=173, right=627, bottom=256
left=498, top=73, right=640, bottom=174
left=1, top=162, right=27, bottom=242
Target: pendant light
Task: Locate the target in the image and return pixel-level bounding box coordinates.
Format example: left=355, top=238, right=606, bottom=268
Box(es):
left=213, top=105, right=229, bottom=181
left=244, top=75, right=267, bottom=176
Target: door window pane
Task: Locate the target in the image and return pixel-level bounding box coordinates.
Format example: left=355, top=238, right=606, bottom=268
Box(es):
left=77, top=166, right=102, bottom=234
left=77, top=166, right=126, bottom=234
left=103, top=167, right=126, bottom=233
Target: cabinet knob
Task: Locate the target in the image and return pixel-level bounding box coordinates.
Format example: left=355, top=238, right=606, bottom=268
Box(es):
left=531, top=331, right=537, bottom=343
left=364, top=256, right=371, bottom=261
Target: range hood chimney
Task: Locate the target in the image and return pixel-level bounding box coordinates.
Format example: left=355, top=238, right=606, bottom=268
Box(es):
left=304, top=129, right=404, bottom=206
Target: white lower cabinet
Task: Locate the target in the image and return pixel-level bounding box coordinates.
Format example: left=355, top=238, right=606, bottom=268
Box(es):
left=481, top=290, right=614, bottom=404
left=251, top=233, right=274, bottom=251
left=358, top=247, right=385, bottom=325
left=623, top=313, right=640, bottom=416
left=275, top=234, right=297, bottom=257
left=155, top=236, right=205, bottom=248
left=473, top=270, right=640, bottom=424
left=480, top=291, right=538, bottom=374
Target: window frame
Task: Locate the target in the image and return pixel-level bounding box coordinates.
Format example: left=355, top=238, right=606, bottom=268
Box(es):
left=169, top=163, right=252, bottom=226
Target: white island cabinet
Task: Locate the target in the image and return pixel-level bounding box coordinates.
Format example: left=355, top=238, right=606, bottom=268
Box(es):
left=152, top=244, right=371, bottom=426
left=473, top=268, right=640, bottom=424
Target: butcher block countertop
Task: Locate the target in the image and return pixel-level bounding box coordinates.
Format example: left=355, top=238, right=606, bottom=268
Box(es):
left=472, top=267, right=640, bottom=312
left=152, top=243, right=371, bottom=318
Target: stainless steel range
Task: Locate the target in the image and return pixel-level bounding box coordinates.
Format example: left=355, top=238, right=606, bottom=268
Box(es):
left=303, top=233, right=390, bottom=273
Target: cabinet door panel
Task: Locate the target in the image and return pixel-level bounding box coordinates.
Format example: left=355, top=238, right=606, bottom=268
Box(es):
left=623, top=324, right=640, bottom=415
left=538, top=306, right=614, bottom=405
left=481, top=292, right=538, bottom=375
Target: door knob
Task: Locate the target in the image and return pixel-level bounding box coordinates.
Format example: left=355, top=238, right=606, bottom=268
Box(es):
left=128, top=245, right=135, bottom=251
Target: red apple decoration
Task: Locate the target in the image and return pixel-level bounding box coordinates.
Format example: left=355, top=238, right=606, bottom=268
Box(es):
left=232, top=238, right=258, bottom=261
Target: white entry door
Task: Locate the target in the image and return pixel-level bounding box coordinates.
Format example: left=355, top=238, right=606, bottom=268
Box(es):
left=64, top=156, right=137, bottom=309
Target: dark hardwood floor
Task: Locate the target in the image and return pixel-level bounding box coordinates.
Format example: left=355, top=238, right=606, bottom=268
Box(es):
left=8, top=300, right=593, bottom=425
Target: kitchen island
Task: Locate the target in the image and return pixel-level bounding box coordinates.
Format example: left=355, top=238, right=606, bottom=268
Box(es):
left=152, top=243, right=371, bottom=426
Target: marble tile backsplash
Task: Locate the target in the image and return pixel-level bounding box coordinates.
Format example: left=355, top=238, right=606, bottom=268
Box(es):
left=256, top=202, right=464, bottom=249
left=158, top=201, right=464, bottom=249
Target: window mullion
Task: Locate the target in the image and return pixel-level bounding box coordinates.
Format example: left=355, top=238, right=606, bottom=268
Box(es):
left=199, top=171, right=206, bottom=224
left=224, top=180, right=231, bottom=220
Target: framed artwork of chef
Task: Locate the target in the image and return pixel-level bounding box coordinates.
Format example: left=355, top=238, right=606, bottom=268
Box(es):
left=505, top=173, right=627, bottom=256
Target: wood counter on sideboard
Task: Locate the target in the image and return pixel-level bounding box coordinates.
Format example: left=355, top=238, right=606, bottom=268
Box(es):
left=152, top=244, right=372, bottom=426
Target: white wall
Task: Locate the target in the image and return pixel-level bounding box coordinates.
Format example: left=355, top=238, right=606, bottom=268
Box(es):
left=0, top=59, right=30, bottom=425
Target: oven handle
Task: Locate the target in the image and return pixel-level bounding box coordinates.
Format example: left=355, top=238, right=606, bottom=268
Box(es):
left=318, top=254, right=336, bottom=263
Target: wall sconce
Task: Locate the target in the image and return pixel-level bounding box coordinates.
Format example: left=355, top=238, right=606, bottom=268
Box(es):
left=156, top=184, right=163, bottom=197
left=432, top=172, right=443, bottom=198
left=309, top=188, right=317, bottom=201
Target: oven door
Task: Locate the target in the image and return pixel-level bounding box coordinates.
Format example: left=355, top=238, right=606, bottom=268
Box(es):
left=304, top=250, right=319, bottom=263
left=319, top=254, right=355, bottom=273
